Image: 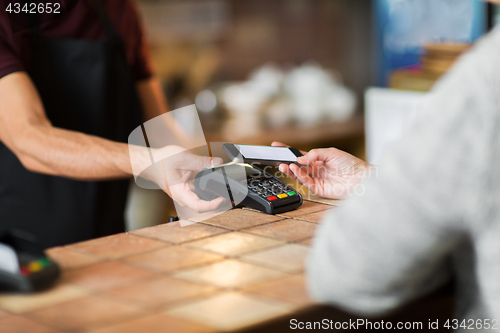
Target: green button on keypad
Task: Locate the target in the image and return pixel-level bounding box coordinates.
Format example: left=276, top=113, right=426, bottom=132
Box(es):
left=287, top=191, right=296, bottom=196
left=40, top=258, right=51, bottom=267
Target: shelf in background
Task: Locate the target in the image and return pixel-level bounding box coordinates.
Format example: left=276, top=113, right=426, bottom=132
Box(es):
left=205, top=113, right=364, bottom=150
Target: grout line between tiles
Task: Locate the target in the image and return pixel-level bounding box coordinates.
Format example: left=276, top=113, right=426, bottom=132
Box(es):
left=239, top=289, right=312, bottom=314
left=70, top=307, right=148, bottom=332
left=16, top=290, right=148, bottom=332
left=130, top=227, right=233, bottom=245
left=94, top=281, right=219, bottom=314
left=61, top=241, right=169, bottom=261
left=237, top=257, right=305, bottom=275
left=238, top=288, right=304, bottom=307
left=160, top=290, right=229, bottom=312
left=166, top=271, right=293, bottom=301
left=15, top=312, right=81, bottom=333
left=183, top=243, right=286, bottom=259
left=287, top=216, right=322, bottom=224
left=77, top=313, right=151, bottom=333
left=123, top=233, right=178, bottom=245
left=118, top=254, right=227, bottom=276
left=192, top=214, right=288, bottom=230
left=275, top=208, right=332, bottom=219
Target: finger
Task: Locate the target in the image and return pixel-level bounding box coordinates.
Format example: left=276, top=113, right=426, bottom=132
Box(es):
left=288, top=164, right=318, bottom=178
left=271, top=142, right=307, bottom=156
left=191, top=196, right=227, bottom=213
left=179, top=153, right=217, bottom=172
left=152, top=146, right=187, bottom=162
left=173, top=187, right=226, bottom=213
left=295, top=165, right=316, bottom=177
left=279, top=164, right=297, bottom=180
left=210, top=157, right=223, bottom=167
left=279, top=164, right=294, bottom=178
left=271, top=141, right=290, bottom=147
left=289, top=163, right=317, bottom=192
left=279, top=164, right=302, bottom=185
left=297, top=149, right=333, bottom=165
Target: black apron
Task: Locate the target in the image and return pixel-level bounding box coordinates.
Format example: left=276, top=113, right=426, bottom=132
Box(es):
left=0, top=1, right=143, bottom=248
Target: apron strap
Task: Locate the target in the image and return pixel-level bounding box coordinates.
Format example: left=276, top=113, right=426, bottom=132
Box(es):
left=28, top=0, right=120, bottom=40
left=89, top=0, right=121, bottom=40
left=25, top=0, right=41, bottom=33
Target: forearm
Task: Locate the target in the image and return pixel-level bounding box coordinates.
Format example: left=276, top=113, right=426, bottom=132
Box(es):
left=14, top=122, right=134, bottom=180
left=307, top=176, right=454, bottom=315
left=0, top=72, right=153, bottom=181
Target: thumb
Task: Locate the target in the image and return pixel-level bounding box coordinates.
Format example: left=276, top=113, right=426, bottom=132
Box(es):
left=210, top=157, right=224, bottom=167
left=297, top=149, right=331, bottom=165
left=271, top=141, right=290, bottom=147
left=181, top=154, right=220, bottom=171
left=272, top=142, right=308, bottom=157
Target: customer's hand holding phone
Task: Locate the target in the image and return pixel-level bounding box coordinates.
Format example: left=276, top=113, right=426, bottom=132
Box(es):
left=271, top=142, right=371, bottom=199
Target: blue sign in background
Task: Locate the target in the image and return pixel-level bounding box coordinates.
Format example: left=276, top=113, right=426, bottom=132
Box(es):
left=374, top=0, right=487, bottom=86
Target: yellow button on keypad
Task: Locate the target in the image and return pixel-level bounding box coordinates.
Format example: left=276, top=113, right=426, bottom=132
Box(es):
left=28, top=261, right=43, bottom=273
left=277, top=194, right=288, bottom=199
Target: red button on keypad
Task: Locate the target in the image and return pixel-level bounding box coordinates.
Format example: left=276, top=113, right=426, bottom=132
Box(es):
left=267, top=196, right=277, bottom=201
left=20, top=267, right=31, bottom=276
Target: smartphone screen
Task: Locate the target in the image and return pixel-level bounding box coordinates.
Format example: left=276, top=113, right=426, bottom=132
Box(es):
left=236, top=145, right=298, bottom=162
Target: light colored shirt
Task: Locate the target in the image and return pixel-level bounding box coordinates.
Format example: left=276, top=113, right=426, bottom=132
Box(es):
left=307, top=27, right=500, bottom=332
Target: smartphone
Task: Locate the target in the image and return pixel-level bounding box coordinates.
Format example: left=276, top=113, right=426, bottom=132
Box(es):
left=223, top=143, right=303, bottom=166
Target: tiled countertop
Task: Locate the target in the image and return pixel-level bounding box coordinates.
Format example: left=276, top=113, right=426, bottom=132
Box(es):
left=0, top=198, right=339, bottom=333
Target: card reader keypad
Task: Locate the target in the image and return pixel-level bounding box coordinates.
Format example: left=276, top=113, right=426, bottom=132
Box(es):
left=19, top=258, right=53, bottom=276
left=248, top=176, right=297, bottom=201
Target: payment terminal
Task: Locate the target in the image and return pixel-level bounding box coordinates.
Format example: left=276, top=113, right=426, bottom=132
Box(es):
left=0, top=230, right=60, bottom=292
left=194, top=163, right=302, bottom=214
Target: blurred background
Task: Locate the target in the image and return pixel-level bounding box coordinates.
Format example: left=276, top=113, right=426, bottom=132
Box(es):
left=126, top=0, right=500, bottom=229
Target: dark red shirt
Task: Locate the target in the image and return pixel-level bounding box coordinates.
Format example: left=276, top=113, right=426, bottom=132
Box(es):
left=0, top=0, right=153, bottom=80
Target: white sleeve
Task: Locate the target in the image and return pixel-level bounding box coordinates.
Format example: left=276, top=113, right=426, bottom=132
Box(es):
left=306, top=33, right=500, bottom=316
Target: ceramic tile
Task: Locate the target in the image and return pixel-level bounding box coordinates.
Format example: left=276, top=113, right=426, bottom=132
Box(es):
left=26, top=295, right=142, bottom=331
left=244, top=274, right=315, bottom=308
left=240, top=207, right=263, bottom=214
left=122, top=246, right=223, bottom=273
left=45, top=247, right=102, bottom=270
left=240, top=244, right=309, bottom=273
left=63, top=261, right=158, bottom=291
left=178, top=219, right=201, bottom=227
left=292, top=209, right=330, bottom=223
left=276, top=200, right=331, bottom=218
left=303, top=194, right=342, bottom=206
left=187, top=212, right=225, bottom=223
left=0, top=284, right=88, bottom=314
left=65, top=233, right=167, bottom=259
left=195, top=209, right=284, bottom=230
left=185, top=232, right=284, bottom=256
left=242, top=219, right=318, bottom=242
left=87, top=313, right=214, bottom=333
left=173, top=259, right=286, bottom=288
left=131, top=222, right=228, bottom=244
left=0, top=314, right=60, bottom=333
left=102, top=276, right=216, bottom=310
left=167, top=292, right=292, bottom=331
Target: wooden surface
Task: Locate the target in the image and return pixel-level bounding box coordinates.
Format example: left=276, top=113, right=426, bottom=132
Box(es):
left=0, top=199, right=339, bottom=333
